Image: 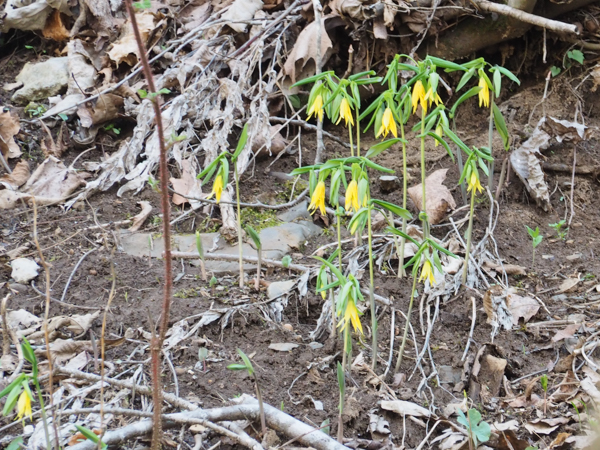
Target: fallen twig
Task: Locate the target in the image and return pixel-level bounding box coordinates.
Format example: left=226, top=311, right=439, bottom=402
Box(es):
left=169, top=251, right=311, bottom=273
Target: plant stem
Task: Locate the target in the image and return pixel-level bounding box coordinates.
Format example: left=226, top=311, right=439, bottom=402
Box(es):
left=462, top=189, right=476, bottom=284
left=355, top=109, right=361, bottom=157
left=367, top=203, right=377, bottom=370
left=348, top=124, right=354, bottom=158
left=235, top=165, right=244, bottom=289
left=32, top=378, right=51, bottom=450
left=253, top=375, right=267, bottom=436
left=420, top=109, right=429, bottom=239
left=394, top=274, right=418, bottom=375
left=453, top=118, right=467, bottom=205
left=398, top=121, right=408, bottom=278
left=487, top=94, right=494, bottom=192
left=341, top=321, right=350, bottom=369
left=124, top=2, right=173, bottom=448
left=337, top=372, right=344, bottom=443
left=331, top=205, right=343, bottom=337
left=255, top=249, right=261, bottom=291
left=532, top=246, right=535, bottom=268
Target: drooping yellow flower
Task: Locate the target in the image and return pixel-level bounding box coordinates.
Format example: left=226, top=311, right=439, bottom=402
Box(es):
left=336, top=98, right=354, bottom=127
left=424, top=88, right=443, bottom=108
left=307, top=93, right=324, bottom=122
left=434, top=124, right=443, bottom=147
left=308, top=180, right=326, bottom=215
left=376, top=107, right=398, bottom=138
left=411, top=80, right=427, bottom=114
left=467, top=171, right=483, bottom=194
left=345, top=179, right=359, bottom=212
left=16, top=390, right=32, bottom=424
left=208, top=173, right=224, bottom=203
left=478, top=77, right=490, bottom=108
left=338, top=298, right=363, bottom=334
left=419, top=259, right=436, bottom=285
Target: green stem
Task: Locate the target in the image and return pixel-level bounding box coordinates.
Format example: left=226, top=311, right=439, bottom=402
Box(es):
left=453, top=118, right=467, bottom=205
left=420, top=109, right=429, bottom=239
left=253, top=374, right=267, bottom=436
left=235, top=165, right=244, bottom=289
left=341, top=322, right=350, bottom=369
left=348, top=124, right=354, bottom=158
left=394, top=274, right=418, bottom=375
left=487, top=94, right=495, bottom=192
left=462, top=189, right=476, bottom=284
left=356, top=108, right=361, bottom=157
left=332, top=204, right=342, bottom=338
left=367, top=203, right=377, bottom=370
left=398, top=121, right=407, bottom=278
left=33, top=378, right=51, bottom=450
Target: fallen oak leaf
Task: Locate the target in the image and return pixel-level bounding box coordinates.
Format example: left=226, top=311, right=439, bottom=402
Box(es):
left=0, top=160, right=30, bottom=189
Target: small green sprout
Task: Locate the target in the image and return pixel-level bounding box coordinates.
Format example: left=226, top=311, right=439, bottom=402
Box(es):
left=198, top=347, right=208, bottom=372
left=245, top=225, right=262, bottom=291
left=457, top=408, right=491, bottom=449
left=541, top=374, right=548, bottom=415
left=548, top=220, right=568, bottom=240
left=526, top=225, right=543, bottom=267
left=209, top=275, right=218, bottom=296
left=281, top=255, right=291, bottom=269
left=227, top=349, right=266, bottom=435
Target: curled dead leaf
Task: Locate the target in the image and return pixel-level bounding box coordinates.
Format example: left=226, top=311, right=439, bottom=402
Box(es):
left=0, top=111, right=22, bottom=159
left=0, top=160, right=30, bottom=189
left=130, top=201, right=153, bottom=232
left=407, top=169, right=456, bottom=225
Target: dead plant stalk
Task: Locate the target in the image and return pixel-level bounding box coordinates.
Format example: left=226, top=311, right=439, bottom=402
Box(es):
left=124, top=1, right=173, bottom=449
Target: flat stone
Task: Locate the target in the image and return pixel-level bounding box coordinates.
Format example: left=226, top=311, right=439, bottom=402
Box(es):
left=566, top=253, right=583, bottom=261
left=542, top=254, right=555, bottom=260
left=268, top=342, right=299, bottom=352
left=438, top=365, right=462, bottom=384
left=551, top=294, right=567, bottom=302
left=10, top=258, right=40, bottom=283
left=267, top=280, right=296, bottom=299
left=12, top=57, right=69, bottom=104
left=276, top=200, right=311, bottom=222
left=379, top=175, right=400, bottom=193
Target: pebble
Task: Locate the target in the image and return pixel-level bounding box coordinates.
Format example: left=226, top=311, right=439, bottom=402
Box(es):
left=282, top=323, right=293, bottom=332
left=89, top=269, right=97, bottom=275
left=566, top=253, right=583, bottom=261
left=542, top=254, right=555, bottom=260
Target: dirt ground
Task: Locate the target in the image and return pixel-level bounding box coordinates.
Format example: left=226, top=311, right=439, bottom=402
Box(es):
left=1, top=39, right=600, bottom=449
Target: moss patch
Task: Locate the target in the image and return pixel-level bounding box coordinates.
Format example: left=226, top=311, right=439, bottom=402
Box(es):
left=241, top=208, right=282, bottom=231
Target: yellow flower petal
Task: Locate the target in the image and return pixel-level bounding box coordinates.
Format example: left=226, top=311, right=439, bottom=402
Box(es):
left=345, top=180, right=359, bottom=212
left=308, top=181, right=326, bottom=216
left=412, top=80, right=426, bottom=114
left=307, top=93, right=324, bottom=122
left=17, top=391, right=32, bottom=423
left=418, top=260, right=436, bottom=285
left=338, top=299, right=363, bottom=334
left=379, top=107, right=398, bottom=138
left=210, top=174, right=223, bottom=204
left=336, top=98, right=354, bottom=127
left=467, top=171, right=483, bottom=194
left=478, top=77, right=490, bottom=108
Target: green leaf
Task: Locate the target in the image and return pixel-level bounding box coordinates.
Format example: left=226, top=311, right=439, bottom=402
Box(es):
left=426, top=132, right=455, bottom=162
left=0, top=374, right=26, bottom=399
left=227, top=363, right=248, bottom=371
left=58, top=113, right=68, bottom=121
left=348, top=70, right=376, bottom=81
left=291, top=72, right=331, bottom=88
left=442, top=125, right=470, bottom=153
left=385, top=226, right=420, bottom=246
left=550, top=66, right=561, bottom=77
left=492, top=103, right=510, bottom=151
left=329, top=168, right=342, bottom=206
left=567, top=49, right=584, bottom=65
left=427, top=56, right=466, bottom=72
left=74, top=425, right=107, bottom=449
left=197, top=157, right=222, bottom=182
left=232, top=123, right=249, bottom=162
left=540, top=374, right=548, bottom=392
left=493, top=68, right=501, bottom=97
left=157, top=88, right=171, bottom=95
left=457, top=409, right=491, bottom=447
left=198, top=347, right=208, bottom=362
left=312, top=256, right=345, bottom=283
left=281, top=255, right=292, bottom=268
left=2, top=384, right=22, bottom=416
left=450, top=86, right=482, bottom=117
left=137, top=89, right=148, bottom=99
left=320, top=418, right=331, bottom=435
left=348, top=208, right=369, bottom=234
left=245, top=226, right=261, bottom=250
left=362, top=158, right=394, bottom=174
left=370, top=199, right=411, bottom=220
left=456, top=67, right=476, bottom=92
left=365, top=138, right=403, bottom=159
left=22, top=338, right=37, bottom=378
left=236, top=349, right=254, bottom=376
left=496, top=66, right=521, bottom=85
left=6, top=437, right=24, bottom=450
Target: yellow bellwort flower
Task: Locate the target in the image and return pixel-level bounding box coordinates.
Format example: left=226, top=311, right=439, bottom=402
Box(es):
left=467, top=171, right=484, bottom=194
left=424, top=88, right=443, bottom=109
left=307, top=93, right=324, bottom=122
left=411, top=80, right=427, bottom=114
left=16, top=390, right=32, bottom=424
left=338, top=298, right=363, bottom=334
left=336, top=98, right=354, bottom=127
left=478, top=76, right=490, bottom=108
left=376, top=107, right=398, bottom=138
left=345, top=179, right=360, bottom=212
left=434, top=124, right=443, bottom=147
left=208, top=173, right=224, bottom=204
left=418, top=259, right=436, bottom=285
left=308, top=180, right=326, bottom=215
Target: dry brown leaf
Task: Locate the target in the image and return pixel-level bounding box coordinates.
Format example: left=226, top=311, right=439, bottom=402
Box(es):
left=42, top=9, right=70, bottom=41
left=283, top=17, right=334, bottom=83
left=482, top=285, right=512, bottom=338
left=407, top=169, right=456, bottom=225
left=508, top=293, right=539, bottom=325
left=181, top=2, right=212, bottom=31
left=108, top=13, right=156, bottom=67
left=77, top=93, right=124, bottom=128
left=24, top=156, right=87, bottom=201
left=525, top=417, right=570, bottom=435
left=0, top=111, right=22, bottom=159
left=552, top=323, right=579, bottom=342
left=170, top=159, right=198, bottom=206
left=222, top=0, right=263, bottom=32
left=556, top=277, right=580, bottom=294
left=483, top=260, right=527, bottom=276
left=0, top=160, right=30, bottom=189
left=130, top=201, right=153, bottom=232
left=548, top=432, right=571, bottom=449
left=68, top=428, right=102, bottom=447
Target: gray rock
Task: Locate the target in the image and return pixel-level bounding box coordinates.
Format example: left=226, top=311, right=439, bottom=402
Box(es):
left=267, top=280, right=296, bottom=299
left=379, top=175, right=400, bottom=193
left=12, top=57, right=69, bottom=104
left=268, top=343, right=299, bottom=352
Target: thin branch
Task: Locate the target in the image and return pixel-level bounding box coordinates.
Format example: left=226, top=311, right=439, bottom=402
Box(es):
left=472, top=0, right=579, bottom=35
left=169, top=251, right=311, bottom=273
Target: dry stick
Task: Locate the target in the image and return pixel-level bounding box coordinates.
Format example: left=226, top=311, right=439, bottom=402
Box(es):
left=1, top=295, right=25, bottom=382
left=32, top=199, right=57, bottom=449
left=568, top=146, right=577, bottom=226
left=461, top=296, right=477, bottom=361
left=170, top=251, right=310, bottom=273
left=99, top=249, right=118, bottom=446
left=494, top=156, right=509, bottom=202
left=472, top=0, right=580, bottom=35
left=124, top=2, right=173, bottom=449
left=312, top=0, right=325, bottom=164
